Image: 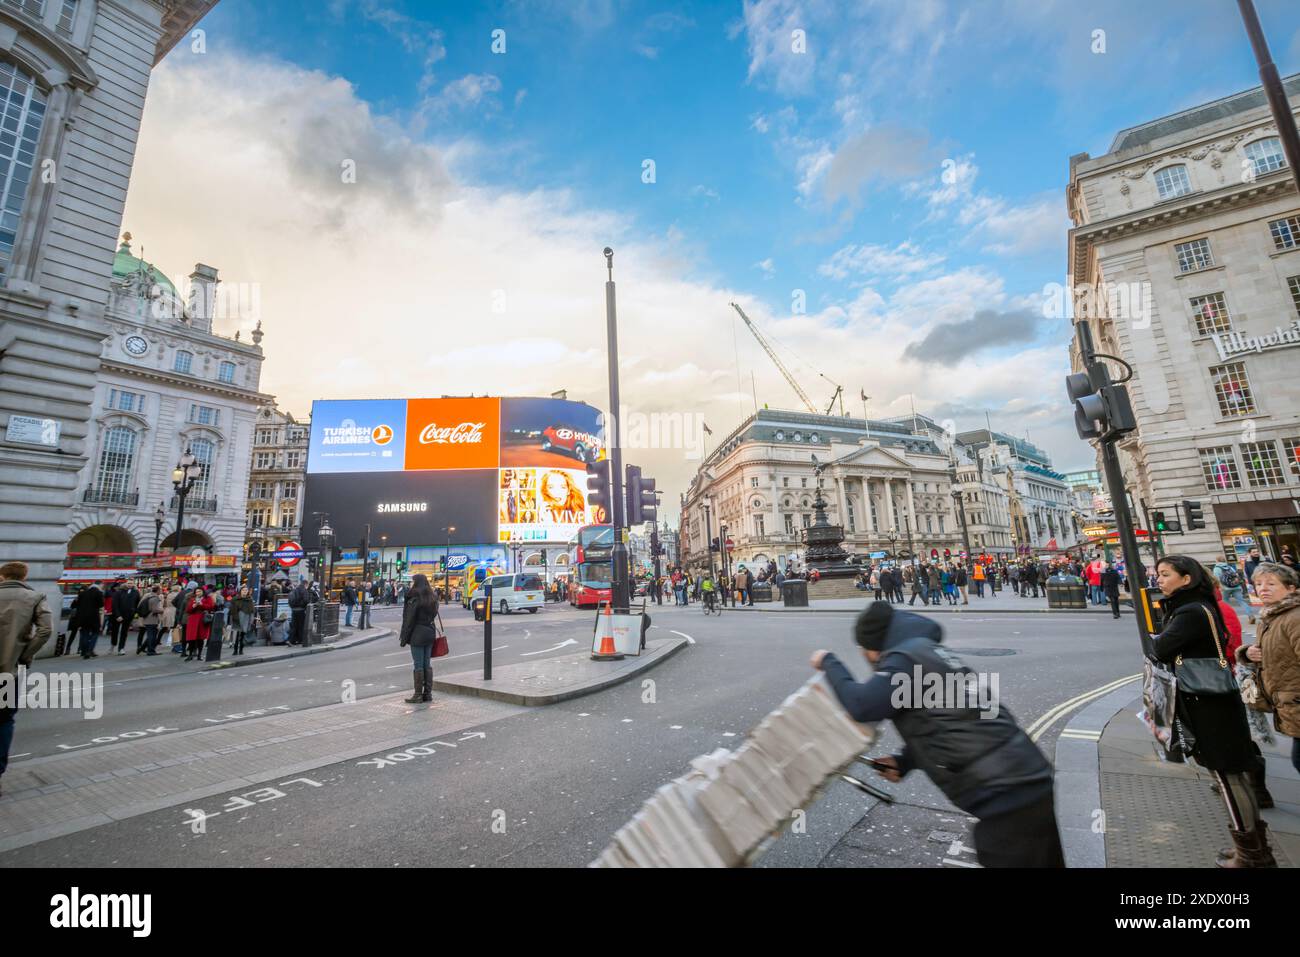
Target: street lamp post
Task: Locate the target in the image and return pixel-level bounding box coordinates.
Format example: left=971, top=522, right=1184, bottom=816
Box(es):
left=170, top=449, right=203, bottom=561
left=947, top=456, right=974, bottom=569
left=702, top=497, right=715, bottom=583
left=318, top=519, right=334, bottom=598
left=443, top=525, right=456, bottom=601
left=153, top=502, right=166, bottom=556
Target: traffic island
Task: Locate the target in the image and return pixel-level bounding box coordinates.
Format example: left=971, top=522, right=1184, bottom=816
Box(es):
left=430, top=635, right=690, bottom=706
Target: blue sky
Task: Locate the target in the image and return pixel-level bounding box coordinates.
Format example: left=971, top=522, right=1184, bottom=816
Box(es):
left=126, top=0, right=1300, bottom=490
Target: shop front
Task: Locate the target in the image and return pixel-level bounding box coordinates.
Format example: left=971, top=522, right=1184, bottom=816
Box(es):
left=1214, top=498, right=1300, bottom=565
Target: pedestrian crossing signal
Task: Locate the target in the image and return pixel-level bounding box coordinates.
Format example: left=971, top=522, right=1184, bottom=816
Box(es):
left=1182, top=500, right=1205, bottom=530
left=585, top=459, right=611, bottom=521
left=1152, top=511, right=1167, bottom=532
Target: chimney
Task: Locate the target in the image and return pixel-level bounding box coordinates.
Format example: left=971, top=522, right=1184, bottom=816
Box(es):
left=187, top=263, right=219, bottom=333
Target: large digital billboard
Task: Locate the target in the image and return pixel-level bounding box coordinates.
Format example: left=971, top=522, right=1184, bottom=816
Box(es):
left=304, top=396, right=606, bottom=546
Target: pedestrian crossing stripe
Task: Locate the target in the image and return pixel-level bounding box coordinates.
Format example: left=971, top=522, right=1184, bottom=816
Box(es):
left=1059, top=729, right=1102, bottom=740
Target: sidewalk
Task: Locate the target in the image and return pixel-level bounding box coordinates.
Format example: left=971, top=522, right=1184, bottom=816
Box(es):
left=33, top=625, right=392, bottom=680
left=1055, top=691, right=1299, bottom=868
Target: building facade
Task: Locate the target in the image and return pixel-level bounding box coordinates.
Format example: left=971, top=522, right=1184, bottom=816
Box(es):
left=245, top=404, right=309, bottom=556
left=1068, top=76, right=1300, bottom=566
left=679, top=409, right=965, bottom=572
left=956, top=430, right=1080, bottom=554
left=67, top=234, right=267, bottom=562
left=0, top=0, right=216, bottom=616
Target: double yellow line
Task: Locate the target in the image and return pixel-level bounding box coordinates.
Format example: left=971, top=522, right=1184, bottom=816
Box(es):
left=1026, top=673, right=1142, bottom=743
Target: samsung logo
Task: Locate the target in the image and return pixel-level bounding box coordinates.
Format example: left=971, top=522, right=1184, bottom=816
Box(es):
left=377, top=502, right=428, bottom=513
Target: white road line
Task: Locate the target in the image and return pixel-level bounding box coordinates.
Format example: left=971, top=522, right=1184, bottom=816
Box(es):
left=669, top=725, right=682, bottom=730
left=443, top=645, right=508, bottom=661
left=942, top=858, right=980, bottom=868
left=1027, top=673, right=1142, bottom=742
left=670, top=630, right=696, bottom=645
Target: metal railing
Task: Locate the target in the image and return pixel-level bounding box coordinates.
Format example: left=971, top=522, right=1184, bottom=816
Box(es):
left=171, top=495, right=218, bottom=512
left=83, top=487, right=139, bottom=506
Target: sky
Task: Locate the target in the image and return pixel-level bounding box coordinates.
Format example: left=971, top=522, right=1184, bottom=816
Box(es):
left=121, top=0, right=1300, bottom=508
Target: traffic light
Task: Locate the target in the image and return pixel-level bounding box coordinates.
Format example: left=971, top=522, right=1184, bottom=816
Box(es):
left=585, top=458, right=611, bottom=522
left=1183, top=500, right=1205, bottom=530
left=1066, top=360, right=1137, bottom=441
left=248, top=540, right=262, bottom=560
left=1152, top=510, right=1167, bottom=533
left=331, top=544, right=342, bottom=563
left=711, top=537, right=720, bottom=553
left=625, top=464, right=658, bottom=525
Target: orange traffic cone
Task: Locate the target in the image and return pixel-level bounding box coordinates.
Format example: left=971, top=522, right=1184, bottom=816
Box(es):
left=592, top=602, right=624, bottom=660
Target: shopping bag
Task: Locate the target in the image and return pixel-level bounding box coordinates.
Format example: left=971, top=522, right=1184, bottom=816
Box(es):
left=1140, top=657, right=1178, bottom=751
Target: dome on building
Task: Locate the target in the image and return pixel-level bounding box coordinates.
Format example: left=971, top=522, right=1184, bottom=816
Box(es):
left=112, top=232, right=177, bottom=295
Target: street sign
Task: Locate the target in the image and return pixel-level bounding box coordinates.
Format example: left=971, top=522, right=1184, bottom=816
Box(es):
left=5, top=415, right=60, bottom=447
left=725, top=538, right=735, bottom=552
left=445, top=553, right=470, bottom=570
left=274, top=542, right=304, bottom=567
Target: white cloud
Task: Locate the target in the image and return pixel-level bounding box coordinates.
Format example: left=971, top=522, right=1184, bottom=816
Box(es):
left=420, top=73, right=503, bottom=120
left=818, top=241, right=945, bottom=282
left=957, top=193, right=1066, bottom=256
left=754, top=257, right=776, bottom=278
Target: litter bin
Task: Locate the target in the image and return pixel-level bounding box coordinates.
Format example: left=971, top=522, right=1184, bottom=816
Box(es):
left=1046, top=579, right=1087, bottom=609
left=751, top=581, right=774, bottom=603
left=782, top=579, right=809, bottom=607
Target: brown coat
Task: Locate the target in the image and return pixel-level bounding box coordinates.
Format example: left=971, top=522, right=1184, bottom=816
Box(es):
left=1239, top=592, right=1300, bottom=737
left=0, top=580, right=52, bottom=675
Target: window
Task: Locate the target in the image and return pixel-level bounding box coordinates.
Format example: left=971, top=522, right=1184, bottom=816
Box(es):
left=1283, top=438, right=1300, bottom=481
left=1189, top=292, right=1231, bottom=335
left=1, top=1, right=45, bottom=19
left=1268, top=215, right=1300, bottom=251
left=1210, top=362, right=1256, bottom=417
left=847, top=504, right=855, bottom=532
left=288, top=427, right=307, bottom=442
left=256, top=428, right=274, bottom=445
left=750, top=477, right=759, bottom=488
left=1245, top=137, right=1286, bottom=176
left=801, top=514, right=810, bottom=529
left=108, top=388, right=144, bottom=414
left=1199, top=446, right=1241, bottom=491
left=189, top=438, right=214, bottom=500
left=1241, top=441, right=1285, bottom=487
left=279, top=505, right=297, bottom=527
left=1175, top=238, right=1214, bottom=273
left=95, top=426, right=136, bottom=496
left=755, top=515, right=765, bottom=537
left=173, top=350, right=194, bottom=374
left=218, top=361, right=235, bottom=384
left=1154, top=164, right=1191, bottom=199
left=800, top=478, right=807, bottom=488
left=0, top=61, right=47, bottom=277
left=784, top=514, right=794, bottom=535
left=55, top=0, right=76, bottom=35
left=938, top=516, right=945, bottom=533
left=1289, top=276, right=1300, bottom=317
left=285, top=451, right=302, bottom=469
left=248, top=508, right=268, bottom=528
left=254, top=452, right=274, bottom=469
left=782, top=477, right=789, bottom=487
left=925, top=515, right=933, bottom=533
left=250, top=481, right=273, bottom=500
left=188, top=403, right=219, bottom=426
left=281, top=481, right=298, bottom=499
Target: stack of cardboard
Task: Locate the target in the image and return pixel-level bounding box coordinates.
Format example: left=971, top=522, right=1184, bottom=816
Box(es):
left=591, top=674, right=876, bottom=867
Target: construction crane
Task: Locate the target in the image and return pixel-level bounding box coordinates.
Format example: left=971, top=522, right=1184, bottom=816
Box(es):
left=730, top=302, right=817, bottom=414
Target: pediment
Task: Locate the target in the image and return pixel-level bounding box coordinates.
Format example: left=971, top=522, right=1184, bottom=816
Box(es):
left=829, top=443, right=913, bottom=471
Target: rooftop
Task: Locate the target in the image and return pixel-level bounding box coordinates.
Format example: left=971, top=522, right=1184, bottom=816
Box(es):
left=1108, top=73, right=1300, bottom=154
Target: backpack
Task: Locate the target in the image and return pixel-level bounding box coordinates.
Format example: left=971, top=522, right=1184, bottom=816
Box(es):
left=1218, top=566, right=1241, bottom=589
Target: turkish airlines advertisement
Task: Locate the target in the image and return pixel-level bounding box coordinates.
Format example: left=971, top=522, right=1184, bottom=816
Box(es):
left=307, top=398, right=406, bottom=473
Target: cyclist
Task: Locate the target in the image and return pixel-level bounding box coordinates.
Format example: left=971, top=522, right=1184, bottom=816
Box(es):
left=701, top=572, right=717, bottom=614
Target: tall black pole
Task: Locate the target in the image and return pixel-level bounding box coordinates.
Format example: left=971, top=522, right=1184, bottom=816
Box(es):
left=603, top=248, right=630, bottom=614
left=1076, top=320, right=1151, bottom=652
left=1238, top=1, right=1300, bottom=195
left=703, top=504, right=715, bottom=582
left=174, top=483, right=187, bottom=557
left=360, top=523, right=370, bottom=630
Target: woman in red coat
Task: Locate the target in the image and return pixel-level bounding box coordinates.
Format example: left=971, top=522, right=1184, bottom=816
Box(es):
left=184, top=586, right=215, bottom=661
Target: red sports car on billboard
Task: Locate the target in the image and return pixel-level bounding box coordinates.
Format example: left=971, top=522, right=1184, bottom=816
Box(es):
left=540, top=425, right=603, bottom=464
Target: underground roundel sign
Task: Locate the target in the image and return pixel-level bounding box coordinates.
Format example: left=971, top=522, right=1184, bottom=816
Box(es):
left=274, top=541, right=304, bottom=567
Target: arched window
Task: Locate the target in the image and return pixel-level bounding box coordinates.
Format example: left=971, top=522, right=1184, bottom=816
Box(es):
left=1153, top=164, right=1191, bottom=200
left=1245, top=137, right=1285, bottom=176
left=0, top=60, right=48, bottom=276
left=95, top=426, right=137, bottom=497
left=189, top=437, right=215, bottom=501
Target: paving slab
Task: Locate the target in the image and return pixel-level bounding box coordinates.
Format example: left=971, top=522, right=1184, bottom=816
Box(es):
left=430, top=636, right=690, bottom=706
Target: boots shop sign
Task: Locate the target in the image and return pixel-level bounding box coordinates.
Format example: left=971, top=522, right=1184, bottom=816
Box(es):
left=1211, top=319, right=1300, bottom=362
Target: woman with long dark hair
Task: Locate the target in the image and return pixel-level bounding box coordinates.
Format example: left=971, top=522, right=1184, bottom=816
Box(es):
left=399, top=573, right=439, bottom=703
left=1152, top=555, right=1275, bottom=867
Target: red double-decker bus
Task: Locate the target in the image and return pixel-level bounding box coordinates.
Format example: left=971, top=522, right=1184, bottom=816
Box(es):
left=567, top=524, right=614, bottom=607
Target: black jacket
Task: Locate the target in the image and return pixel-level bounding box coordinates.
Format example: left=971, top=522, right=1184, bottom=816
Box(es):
left=1151, top=589, right=1254, bottom=772
left=399, top=593, right=439, bottom=647
left=1100, top=569, right=1121, bottom=596
left=287, top=584, right=310, bottom=611
left=113, top=586, right=141, bottom=622
left=71, top=586, right=104, bottom=629
left=821, top=608, right=1051, bottom=818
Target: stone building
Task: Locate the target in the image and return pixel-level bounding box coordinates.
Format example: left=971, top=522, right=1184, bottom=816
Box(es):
left=956, top=430, right=1081, bottom=554
left=0, top=0, right=217, bottom=616
left=679, top=409, right=963, bottom=572
left=66, top=234, right=267, bottom=564
left=244, top=404, right=309, bottom=556
left=1067, top=75, right=1300, bottom=566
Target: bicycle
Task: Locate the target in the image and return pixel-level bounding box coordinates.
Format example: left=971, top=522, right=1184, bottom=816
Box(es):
left=702, top=590, right=719, bottom=614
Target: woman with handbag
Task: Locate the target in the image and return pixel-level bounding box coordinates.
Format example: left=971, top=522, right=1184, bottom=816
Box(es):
left=183, top=585, right=215, bottom=662
left=1241, top=562, right=1300, bottom=777
left=1151, top=555, right=1275, bottom=868
left=399, top=574, right=442, bottom=704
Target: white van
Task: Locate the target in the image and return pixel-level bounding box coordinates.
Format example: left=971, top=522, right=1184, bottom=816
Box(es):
left=484, top=573, right=544, bottom=614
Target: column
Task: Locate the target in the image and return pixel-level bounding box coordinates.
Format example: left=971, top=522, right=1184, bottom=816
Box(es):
left=834, top=475, right=845, bottom=528
left=906, top=480, right=918, bottom=548
left=883, top=477, right=896, bottom=531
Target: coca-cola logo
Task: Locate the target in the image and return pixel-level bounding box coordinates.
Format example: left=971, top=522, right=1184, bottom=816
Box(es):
left=418, top=421, right=486, bottom=445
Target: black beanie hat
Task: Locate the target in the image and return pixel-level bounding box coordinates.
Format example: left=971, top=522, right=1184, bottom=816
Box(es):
left=854, top=601, right=894, bottom=652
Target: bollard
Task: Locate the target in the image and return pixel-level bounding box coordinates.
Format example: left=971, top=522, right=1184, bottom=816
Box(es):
left=483, top=582, right=492, bottom=681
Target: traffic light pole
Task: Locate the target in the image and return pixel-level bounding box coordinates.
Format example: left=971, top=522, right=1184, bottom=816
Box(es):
left=603, top=248, right=630, bottom=615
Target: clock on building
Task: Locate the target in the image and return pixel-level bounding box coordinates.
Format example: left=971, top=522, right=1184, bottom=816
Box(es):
left=123, top=335, right=149, bottom=357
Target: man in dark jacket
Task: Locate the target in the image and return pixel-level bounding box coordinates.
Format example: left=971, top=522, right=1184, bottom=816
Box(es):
left=110, top=581, right=140, bottom=655
left=73, top=583, right=105, bottom=658
left=811, top=601, right=1064, bottom=867
left=1100, top=562, right=1122, bottom=619
left=287, top=578, right=310, bottom=645
left=342, top=580, right=358, bottom=628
